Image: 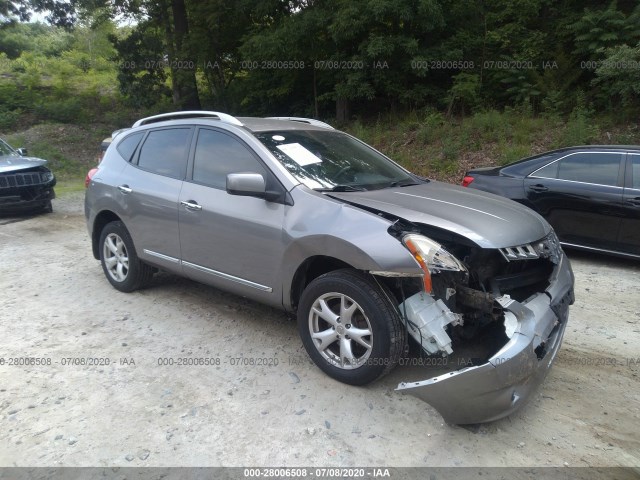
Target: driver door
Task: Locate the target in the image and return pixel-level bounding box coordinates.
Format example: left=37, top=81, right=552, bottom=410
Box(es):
left=178, top=128, right=287, bottom=306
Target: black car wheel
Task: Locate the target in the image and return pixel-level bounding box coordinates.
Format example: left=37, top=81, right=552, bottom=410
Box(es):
left=99, top=221, right=153, bottom=292
left=297, top=269, right=403, bottom=385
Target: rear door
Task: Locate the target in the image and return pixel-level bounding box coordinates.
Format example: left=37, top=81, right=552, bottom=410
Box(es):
left=524, top=151, right=625, bottom=250
left=119, top=127, right=193, bottom=271
left=178, top=127, right=286, bottom=306
left=618, top=153, right=640, bottom=256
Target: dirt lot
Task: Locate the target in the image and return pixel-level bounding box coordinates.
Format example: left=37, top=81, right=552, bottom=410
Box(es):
left=0, top=192, right=639, bottom=469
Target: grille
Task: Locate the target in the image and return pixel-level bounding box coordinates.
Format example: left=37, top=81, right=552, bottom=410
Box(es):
left=0, top=172, right=44, bottom=189
left=499, top=232, right=562, bottom=264
left=499, top=244, right=539, bottom=261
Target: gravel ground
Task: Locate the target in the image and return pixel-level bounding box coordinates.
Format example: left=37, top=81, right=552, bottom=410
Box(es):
left=0, top=192, right=638, bottom=469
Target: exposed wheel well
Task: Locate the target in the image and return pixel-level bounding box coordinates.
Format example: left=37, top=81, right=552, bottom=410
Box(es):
left=92, top=211, right=122, bottom=259
left=290, top=256, right=353, bottom=311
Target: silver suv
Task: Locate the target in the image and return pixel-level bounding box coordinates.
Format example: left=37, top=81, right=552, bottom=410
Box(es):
left=85, top=111, right=574, bottom=424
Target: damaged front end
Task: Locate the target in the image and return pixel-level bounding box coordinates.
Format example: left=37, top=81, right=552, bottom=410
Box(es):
left=0, top=165, right=56, bottom=212
left=383, top=224, right=574, bottom=424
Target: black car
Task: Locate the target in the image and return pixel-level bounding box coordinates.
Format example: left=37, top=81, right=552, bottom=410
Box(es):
left=463, top=146, right=640, bottom=258
left=0, top=139, right=56, bottom=214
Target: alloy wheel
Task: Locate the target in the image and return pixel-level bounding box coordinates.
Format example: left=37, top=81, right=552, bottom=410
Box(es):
left=102, top=233, right=129, bottom=282
left=308, top=292, right=373, bottom=369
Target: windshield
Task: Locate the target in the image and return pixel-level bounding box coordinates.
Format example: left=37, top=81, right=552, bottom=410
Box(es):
left=0, top=140, right=18, bottom=157
left=255, top=130, right=417, bottom=191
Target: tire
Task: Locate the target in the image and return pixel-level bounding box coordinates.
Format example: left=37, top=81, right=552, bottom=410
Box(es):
left=42, top=200, right=53, bottom=214
left=297, top=269, right=403, bottom=386
left=99, top=221, right=153, bottom=292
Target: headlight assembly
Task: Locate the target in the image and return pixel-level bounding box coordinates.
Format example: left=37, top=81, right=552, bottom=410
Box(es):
left=402, top=234, right=467, bottom=293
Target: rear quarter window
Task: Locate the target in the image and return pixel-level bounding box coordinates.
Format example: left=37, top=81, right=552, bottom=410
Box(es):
left=116, top=133, right=144, bottom=162
left=531, top=160, right=559, bottom=179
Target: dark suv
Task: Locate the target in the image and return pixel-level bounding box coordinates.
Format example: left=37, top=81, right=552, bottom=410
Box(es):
left=0, top=138, right=56, bottom=213
left=85, top=111, right=574, bottom=424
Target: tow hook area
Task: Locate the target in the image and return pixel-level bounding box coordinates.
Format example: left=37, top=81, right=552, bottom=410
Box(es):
left=398, top=292, right=463, bottom=355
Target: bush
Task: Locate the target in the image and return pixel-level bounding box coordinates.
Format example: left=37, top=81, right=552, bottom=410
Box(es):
left=34, top=97, right=89, bottom=124
left=466, top=110, right=508, bottom=143
left=0, top=108, right=20, bottom=130
left=499, top=144, right=531, bottom=165
left=557, top=92, right=599, bottom=146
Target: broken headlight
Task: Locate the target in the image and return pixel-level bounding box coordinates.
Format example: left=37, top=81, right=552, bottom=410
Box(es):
left=402, top=234, right=466, bottom=293
left=40, top=171, right=54, bottom=182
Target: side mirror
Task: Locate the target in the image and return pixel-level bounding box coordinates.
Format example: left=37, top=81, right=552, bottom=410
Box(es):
left=227, top=172, right=266, bottom=196
left=227, top=173, right=282, bottom=202
left=226, top=173, right=284, bottom=203
left=16, top=148, right=27, bottom=156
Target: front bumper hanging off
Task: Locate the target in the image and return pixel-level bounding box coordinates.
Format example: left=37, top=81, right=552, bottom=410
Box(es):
left=396, top=254, right=574, bottom=425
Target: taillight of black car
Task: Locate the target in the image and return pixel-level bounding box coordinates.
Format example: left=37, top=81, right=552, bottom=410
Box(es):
left=461, top=175, right=474, bottom=187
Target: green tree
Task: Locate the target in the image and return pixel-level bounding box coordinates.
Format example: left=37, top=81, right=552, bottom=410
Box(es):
left=572, top=2, right=640, bottom=59
left=109, top=22, right=171, bottom=109
left=593, top=42, right=640, bottom=110
left=241, top=0, right=447, bottom=120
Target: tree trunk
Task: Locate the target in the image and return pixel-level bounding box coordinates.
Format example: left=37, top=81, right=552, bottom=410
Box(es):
left=313, top=67, right=318, bottom=118
left=336, top=97, right=350, bottom=122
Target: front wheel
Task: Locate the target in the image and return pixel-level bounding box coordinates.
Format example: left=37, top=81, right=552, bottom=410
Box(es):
left=297, top=269, right=403, bottom=386
left=99, top=221, right=153, bottom=292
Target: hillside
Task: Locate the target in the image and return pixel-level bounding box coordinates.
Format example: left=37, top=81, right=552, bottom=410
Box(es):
left=3, top=112, right=638, bottom=185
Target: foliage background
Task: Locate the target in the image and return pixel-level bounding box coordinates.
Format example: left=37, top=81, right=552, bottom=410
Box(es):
left=0, top=0, right=639, bottom=180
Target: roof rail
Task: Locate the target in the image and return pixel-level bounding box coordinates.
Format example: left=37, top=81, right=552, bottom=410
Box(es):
left=265, top=117, right=334, bottom=129
left=132, top=111, right=244, bottom=128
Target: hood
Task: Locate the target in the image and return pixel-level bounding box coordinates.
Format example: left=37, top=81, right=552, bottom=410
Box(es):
left=329, top=181, right=550, bottom=249
left=0, top=156, right=49, bottom=174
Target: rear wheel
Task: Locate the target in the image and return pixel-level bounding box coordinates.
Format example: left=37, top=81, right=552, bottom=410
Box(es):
left=297, top=269, right=403, bottom=385
left=99, top=221, right=153, bottom=292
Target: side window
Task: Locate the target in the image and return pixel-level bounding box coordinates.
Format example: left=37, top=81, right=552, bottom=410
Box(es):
left=532, top=160, right=559, bottom=179
left=192, top=129, right=267, bottom=189
left=116, top=132, right=144, bottom=162
left=137, top=128, right=191, bottom=179
left=556, top=153, right=622, bottom=187
left=632, top=155, right=640, bottom=189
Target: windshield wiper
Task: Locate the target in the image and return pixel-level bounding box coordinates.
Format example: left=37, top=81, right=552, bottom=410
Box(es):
left=315, top=185, right=366, bottom=192
left=387, top=179, right=422, bottom=188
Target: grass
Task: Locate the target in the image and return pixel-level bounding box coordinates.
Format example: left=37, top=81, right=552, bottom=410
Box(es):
left=3, top=111, right=639, bottom=187
left=3, top=122, right=112, bottom=182
left=342, top=109, right=640, bottom=183
left=55, top=178, right=86, bottom=195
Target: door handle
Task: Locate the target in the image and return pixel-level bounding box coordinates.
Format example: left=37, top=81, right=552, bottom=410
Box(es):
left=180, top=200, right=202, bottom=211
left=117, top=185, right=132, bottom=194
left=626, top=197, right=640, bottom=206
left=528, top=184, right=548, bottom=193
